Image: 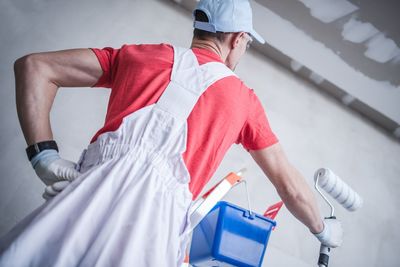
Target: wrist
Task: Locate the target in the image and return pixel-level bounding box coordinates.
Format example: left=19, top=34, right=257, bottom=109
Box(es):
left=30, top=149, right=60, bottom=168
left=26, top=140, right=59, bottom=161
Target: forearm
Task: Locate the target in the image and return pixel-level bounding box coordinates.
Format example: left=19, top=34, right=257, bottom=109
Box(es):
left=14, top=54, right=57, bottom=146
left=276, top=165, right=323, bottom=234
left=250, top=144, right=324, bottom=234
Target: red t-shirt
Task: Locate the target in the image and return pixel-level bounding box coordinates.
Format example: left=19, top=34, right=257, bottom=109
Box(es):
left=89, top=43, right=278, bottom=199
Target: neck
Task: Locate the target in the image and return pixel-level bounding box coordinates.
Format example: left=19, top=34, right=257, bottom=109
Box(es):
left=190, top=38, right=229, bottom=62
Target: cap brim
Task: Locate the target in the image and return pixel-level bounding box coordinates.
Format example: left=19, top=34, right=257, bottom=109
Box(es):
left=249, top=29, right=265, bottom=44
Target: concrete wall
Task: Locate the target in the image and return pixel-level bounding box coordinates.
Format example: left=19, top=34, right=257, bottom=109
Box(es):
left=0, top=0, right=399, bottom=266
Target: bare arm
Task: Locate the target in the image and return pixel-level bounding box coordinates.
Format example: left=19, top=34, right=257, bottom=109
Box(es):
left=250, top=143, right=324, bottom=234
left=14, top=49, right=103, bottom=146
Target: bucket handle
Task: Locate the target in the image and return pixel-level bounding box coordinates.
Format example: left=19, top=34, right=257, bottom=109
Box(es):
left=232, top=179, right=254, bottom=218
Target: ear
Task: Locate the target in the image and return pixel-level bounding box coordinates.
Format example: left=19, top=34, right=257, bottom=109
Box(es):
left=230, top=32, right=246, bottom=49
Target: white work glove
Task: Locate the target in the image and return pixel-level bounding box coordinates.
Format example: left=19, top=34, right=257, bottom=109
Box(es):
left=42, top=181, right=71, bottom=201
left=313, top=218, right=343, bottom=248
left=30, top=149, right=81, bottom=199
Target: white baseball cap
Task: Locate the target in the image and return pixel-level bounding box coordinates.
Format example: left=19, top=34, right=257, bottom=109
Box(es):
left=193, top=0, right=265, bottom=44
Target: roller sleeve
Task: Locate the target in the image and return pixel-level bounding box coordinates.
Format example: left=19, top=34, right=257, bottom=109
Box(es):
left=315, top=168, right=363, bottom=211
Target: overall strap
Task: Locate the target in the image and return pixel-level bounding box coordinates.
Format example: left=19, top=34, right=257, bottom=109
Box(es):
left=156, top=46, right=236, bottom=122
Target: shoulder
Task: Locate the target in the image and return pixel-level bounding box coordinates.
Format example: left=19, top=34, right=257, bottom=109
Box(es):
left=212, top=75, right=256, bottom=98
left=119, top=43, right=173, bottom=54
left=114, top=43, right=174, bottom=67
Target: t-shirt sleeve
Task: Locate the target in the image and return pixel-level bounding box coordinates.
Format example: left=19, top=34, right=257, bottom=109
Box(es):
left=236, top=90, right=279, bottom=151
left=89, top=47, right=121, bottom=88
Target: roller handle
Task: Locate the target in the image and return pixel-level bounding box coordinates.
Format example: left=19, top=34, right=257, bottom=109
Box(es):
left=317, top=215, right=335, bottom=267
left=318, top=244, right=330, bottom=267
left=315, top=168, right=361, bottom=267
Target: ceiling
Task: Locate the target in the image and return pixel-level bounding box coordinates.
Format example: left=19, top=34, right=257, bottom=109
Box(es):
left=255, top=0, right=400, bottom=86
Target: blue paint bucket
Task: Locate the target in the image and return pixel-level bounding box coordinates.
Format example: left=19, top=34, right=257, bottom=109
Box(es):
left=189, top=201, right=276, bottom=267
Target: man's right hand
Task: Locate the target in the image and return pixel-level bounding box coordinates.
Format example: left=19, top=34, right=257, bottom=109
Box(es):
left=313, top=218, right=343, bottom=248
left=42, top=180, right=71, bottom=200
left=31, top=149, right=81, bottom=186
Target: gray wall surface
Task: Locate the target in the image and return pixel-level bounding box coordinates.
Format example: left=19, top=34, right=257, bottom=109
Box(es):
left=0, top=0, right=399, bottom=266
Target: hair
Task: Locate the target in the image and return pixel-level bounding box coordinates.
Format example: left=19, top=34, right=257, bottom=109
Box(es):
left=193, top=10, right=230, bottom=43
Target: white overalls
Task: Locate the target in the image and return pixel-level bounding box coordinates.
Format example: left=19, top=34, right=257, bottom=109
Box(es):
left=0, top=46, right=235, bottom=266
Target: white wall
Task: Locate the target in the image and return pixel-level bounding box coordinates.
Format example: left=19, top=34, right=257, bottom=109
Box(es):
left=0, top=0, right=399, bottom=266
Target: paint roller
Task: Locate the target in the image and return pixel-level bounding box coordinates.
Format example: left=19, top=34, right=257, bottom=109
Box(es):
left=314, top=168, right=363, bottom=267
left=314, top=168, right=363, bottom=214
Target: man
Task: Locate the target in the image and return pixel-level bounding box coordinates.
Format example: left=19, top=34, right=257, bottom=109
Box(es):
left=0, top=0, right=342, bottom=266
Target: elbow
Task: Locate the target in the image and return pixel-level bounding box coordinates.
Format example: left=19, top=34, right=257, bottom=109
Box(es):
left=14, top=56, right=24, bottom=76
left=14, top=53, right=43, bottom=77
left=13, top=54, right=48, bottom=103
left=14, top=54, right=34, bottom=74
left=14, top=54, right=46, bottom=94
